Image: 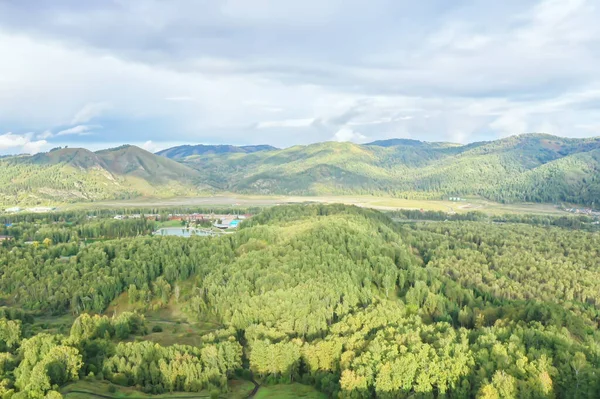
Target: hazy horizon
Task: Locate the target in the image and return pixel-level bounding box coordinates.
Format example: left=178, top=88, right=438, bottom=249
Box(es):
left=1, top=132, right=597, bottom=157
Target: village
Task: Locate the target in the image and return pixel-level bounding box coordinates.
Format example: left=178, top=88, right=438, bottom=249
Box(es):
left=111, top=212, right=252, bottom=237
left=562, top=206, right=600, bottom=218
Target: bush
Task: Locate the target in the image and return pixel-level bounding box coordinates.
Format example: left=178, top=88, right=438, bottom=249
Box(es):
left=110, top=373, right=129, bottom=387
left=108, top=384, right=117, bottom=393
left=152, top=325, right=163, bottom=333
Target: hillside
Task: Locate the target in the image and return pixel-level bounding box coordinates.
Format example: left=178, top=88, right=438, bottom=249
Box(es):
left=175, top=134, right=600, bottom=206
left=156, top=144, right=277, bottom=159
left=0, top=146, right=207, bottom=205
left=2, top=134, right=600, bottom=207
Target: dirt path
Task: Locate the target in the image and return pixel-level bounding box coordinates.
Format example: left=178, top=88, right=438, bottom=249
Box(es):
left=246, top=377, right=260, bottom=398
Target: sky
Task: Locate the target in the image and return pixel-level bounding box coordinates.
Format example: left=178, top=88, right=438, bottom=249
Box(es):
left=1, top=0, right=600, bottom=155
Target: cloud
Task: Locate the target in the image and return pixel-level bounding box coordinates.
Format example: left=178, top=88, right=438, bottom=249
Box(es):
left=0, top=0, right=599, bottom=152
left=165, top=97, right=196, bottom=102
left=332, top=127, right=367, bottom=143
left=55, top=125, right=98, bottom=136
left=141, top=140, right=164, bottom=153
left=0, top=132, right=49, bottom=154
left=255, top=118, right=316, bottom=129
left=489, top=113, right=530, bottom=138
left=71, top=102, right=111, bottom=125
left=37, top=130, right=54, bottom=140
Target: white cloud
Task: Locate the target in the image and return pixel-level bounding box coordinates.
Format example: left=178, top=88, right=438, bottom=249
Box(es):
left=0, top=0, right=599, bottom=151
left=71, top=102, right=111, bottom=125
left=256, top=119, right=316, bottom=129
left=0, top=132, right=49, bottom=154
left=56, top=125, right=98, bottom=136
left=332, top=127, right=367, bottom=143
left=165, top=96, right=196, bottom=102
left=141, top=140, right=166, bottom=153
left=489, top=114, right=529, bottom=138
left=37, top=130, right=54, bottom=140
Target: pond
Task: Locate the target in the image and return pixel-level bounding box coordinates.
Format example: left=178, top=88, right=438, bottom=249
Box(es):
left=153, top=227, right=216, bottom=237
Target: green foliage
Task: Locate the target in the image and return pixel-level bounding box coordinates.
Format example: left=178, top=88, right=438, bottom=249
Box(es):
left=0, top=146, right=205, bottom=205
left=102, top=340, right=242, bottom=393
left=175, top=134, right=600, bottom=206
left=15, top=334, right=82, bottom=398
left=2, top=134, right=600, bottom=206
left=0, top=204, right=600, bottom=398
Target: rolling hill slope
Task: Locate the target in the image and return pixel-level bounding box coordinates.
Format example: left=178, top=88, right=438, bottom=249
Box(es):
left=0, top=146, right=207, bottom=205
left=2, top=134, right=599, bottom=207
left=166, top=134, right=600, bottom=206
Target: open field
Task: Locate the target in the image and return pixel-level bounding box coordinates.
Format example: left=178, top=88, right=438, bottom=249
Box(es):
left=61, top=379, right=255, bottom=399
left=105, top=281, right=223, bottom=347
left=62, top=194, right=568, bottom=216
left=61, top=379, right=326, bottom=399
left=254, top=384, right=328, bottom=399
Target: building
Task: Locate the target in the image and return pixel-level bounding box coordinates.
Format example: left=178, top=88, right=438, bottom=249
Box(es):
left=27, top=207, right=55, bottom=213
left=0, top=235, right=13, bottom=242
left=153, top=227, right=216, bottom=237
left=5, top=207, right=21, bottom=213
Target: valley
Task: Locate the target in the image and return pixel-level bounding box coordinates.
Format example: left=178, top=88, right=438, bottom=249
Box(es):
left=64, top=194, right=569, bottom=217
left=4, top=3, right=600, bottom=398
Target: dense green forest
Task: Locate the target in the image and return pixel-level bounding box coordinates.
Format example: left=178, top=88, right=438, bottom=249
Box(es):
left=0, top=205, right=599, bottom=398
left=1, top=134, right=599, bottom=207
left=172, top=134, right=600, bottom=207
left=0, top=146, right=207, bottom=205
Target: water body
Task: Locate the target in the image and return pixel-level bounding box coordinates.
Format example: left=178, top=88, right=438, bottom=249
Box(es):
left=154, top=227, right=215, bottom=237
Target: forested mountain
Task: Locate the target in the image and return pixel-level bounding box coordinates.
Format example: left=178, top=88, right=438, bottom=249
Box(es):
left=0, top=146, right=206, bottom=205
left=1, top=134, right=599, bottom=207
left=156, top=144, right=277, bottom=159
left=1, top=204, right=600, bottom=397
left=174, top=134, right=600, bottom=206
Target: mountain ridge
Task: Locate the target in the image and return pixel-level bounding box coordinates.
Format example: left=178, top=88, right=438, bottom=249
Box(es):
left=156, top=144, right=277, bottom=159
left=0, top=145, right=206, bottom=205
left=173, top=134, right=600, bottom=205
left=1, top=133, right=599, bottom=207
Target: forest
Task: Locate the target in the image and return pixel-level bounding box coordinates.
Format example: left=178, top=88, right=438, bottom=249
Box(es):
left=0, top=204, right=599, bottom=398
left=1, top=134, right=600, bottom=207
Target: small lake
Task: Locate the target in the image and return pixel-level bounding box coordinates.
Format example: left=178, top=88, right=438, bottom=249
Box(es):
left=154, top=228, right=216, bottom=237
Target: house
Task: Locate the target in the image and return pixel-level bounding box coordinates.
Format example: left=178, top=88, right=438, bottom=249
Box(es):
left=27, top=207, right=54, bottom=213
left=0, top=235, right=13, bottom=242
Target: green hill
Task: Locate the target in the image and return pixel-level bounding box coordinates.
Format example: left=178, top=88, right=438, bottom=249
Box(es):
left=2, top=134, right=599, bottom=207
left=174, top=134, right=600, bottom=206
left=0, top=146, right=206, bottom=205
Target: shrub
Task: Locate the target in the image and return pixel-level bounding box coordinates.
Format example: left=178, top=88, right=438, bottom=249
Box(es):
left=152, top=325, right=163, bottom=333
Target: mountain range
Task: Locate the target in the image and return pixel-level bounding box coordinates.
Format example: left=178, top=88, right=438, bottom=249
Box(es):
left=1, top=134, right=599, bottom=207
left=156, top=144, right=277, bottom=159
